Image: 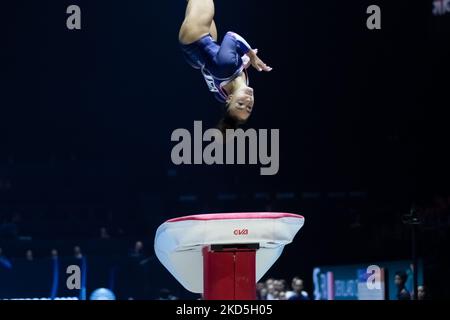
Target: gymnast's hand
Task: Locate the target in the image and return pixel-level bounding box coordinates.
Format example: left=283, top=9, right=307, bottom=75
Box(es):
left=247, top=49, right=273, bottom=72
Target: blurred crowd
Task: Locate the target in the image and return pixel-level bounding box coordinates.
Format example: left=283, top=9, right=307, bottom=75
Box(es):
left=0, top=238, right=147, bottom=269
left=257, top=277, right=310, bottom=300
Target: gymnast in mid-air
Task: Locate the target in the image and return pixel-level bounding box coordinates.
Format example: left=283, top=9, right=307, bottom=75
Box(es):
left=179, top=0, right=272, bottom=132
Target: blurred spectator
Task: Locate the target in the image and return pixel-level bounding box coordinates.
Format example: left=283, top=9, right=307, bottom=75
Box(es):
left=100, top=227, right=111, bottom=240
left=256, top=283, right=268, bottom=300
left=266, top=283, right=276, bottom=300
left=264, top=278, right=290, bottom=300
left=264, top=278, right=275, bottom=299
left=256, top=282, right=265, bottom=300
left=73, top=246, right=83, bottom=259
left=418, top=285, right=428, bottom=300
left=51, top=249, right=58, bottom=259
left=394, top=271, right=411, bottom=300
left=129, top=241, right=144, bottom=259
left=271, top=290, right=280, bottom=300
left=271, top=280, right=284, bottom=299
left=25, top=249, right=33, bottom=261
left=0, top=248, right=13, bottom=270
left=288, top=278, right=309, bottom=300
left=286, top=276, right=300, bottom=299
left=256, top=282, right=265, bottom=291
left=275, top=279, right=287, bottom=293
left=259, top=287, right=268, bottom=300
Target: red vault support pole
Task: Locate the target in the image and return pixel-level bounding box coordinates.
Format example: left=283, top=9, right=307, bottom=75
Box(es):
left=202, top=245, right=257, bottom=300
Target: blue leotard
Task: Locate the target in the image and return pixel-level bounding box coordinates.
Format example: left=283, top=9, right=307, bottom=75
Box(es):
left=180, top=31, right=252, bottom=103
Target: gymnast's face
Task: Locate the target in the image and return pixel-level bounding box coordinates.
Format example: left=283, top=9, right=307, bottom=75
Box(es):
left=227, top=86, right=254, bottom=122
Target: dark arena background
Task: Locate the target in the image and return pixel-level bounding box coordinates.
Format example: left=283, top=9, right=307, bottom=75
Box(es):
left=1, top=0, right=450, bottom=301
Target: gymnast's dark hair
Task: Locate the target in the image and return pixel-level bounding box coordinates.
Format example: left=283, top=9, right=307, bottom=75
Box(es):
left=217, top=111, right=240, bottom=135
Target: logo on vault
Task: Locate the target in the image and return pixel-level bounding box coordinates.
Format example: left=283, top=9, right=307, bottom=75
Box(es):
left=234, top=229, right=249, bottom=236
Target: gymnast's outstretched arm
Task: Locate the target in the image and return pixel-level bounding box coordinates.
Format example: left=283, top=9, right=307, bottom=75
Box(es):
left=226, top=31, right=272, bottom=72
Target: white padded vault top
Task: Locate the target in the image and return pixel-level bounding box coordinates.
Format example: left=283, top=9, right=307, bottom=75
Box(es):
left=154, top=212, right=305, bottom=293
